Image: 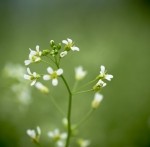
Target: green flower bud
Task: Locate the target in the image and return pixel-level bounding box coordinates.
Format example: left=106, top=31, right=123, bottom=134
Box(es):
left=50, top=40, right=55, bottom=47
left=57, top=43, right=61, bottom=50
left=42, top=50, right=50, bottom=56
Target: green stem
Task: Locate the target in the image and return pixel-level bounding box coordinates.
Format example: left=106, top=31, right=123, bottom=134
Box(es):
left=41, top=60, right=52, bottom=65
left=61, top=75, right=72, bottom=147
left=73, top=89, right=94, bottom=95
left=48, top=94, right=66, bottom=117
left=78, top=78, right=97, bottom=90
left=74, top=108, right=94, bottom=129
left=72, top=80, right=78, bottom=92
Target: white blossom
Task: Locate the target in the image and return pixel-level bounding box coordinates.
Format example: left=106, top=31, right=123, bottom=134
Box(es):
left=35, top=82, right=49, bottom=94
left=99, top=65, right=113, bottom=81
left=75, top=66, right=87, bottom=80
left=62, top=38, right=79, bottom=51
left=92, top=93, right=103, bottom=109
left=24, top=45, right=42, bottom=65
left=24, top=68, right=40, bottom=86
left=48, top=129, right=67, bottom=147
left=96, top=79, right=107, bottom=88
left=43, top=67, right=63, bottom=86
left=93, top=79, right=106, bottom=91
left=78, top=139, right=90, bottom=147
left=26, top=126, right=41, bottom=142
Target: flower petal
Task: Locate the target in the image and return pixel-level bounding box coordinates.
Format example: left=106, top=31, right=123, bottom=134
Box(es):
left=105, top=74, right=113, bottom=81
left=100, top=65, right=105, bottom=73
left=67, top=38, right=72, bottom=44
left=24, top=74, right=31, bottom=80
left=31, top=80, right=36, bottom=86
left=24, top=60, right=31, bottom=66
left=56, top=68, right=63, bottom=76
left=47, top=67, right=53, bottom=74
left=71, top=46, right=79, bottom=51
left=37, top=126, right=41, bottom=135
left=62, top=40, right=68, bottom=45
left=36, top=45, right=40, bottom=52
left=29, top=49, right=36, bottom=56
left=27, top=68, right=32, bottom=75
left=27, top=130, right=36, bottom=138
left=43, top=75, right=51, bottom=80
left=52, top=79, right=58, bottom=86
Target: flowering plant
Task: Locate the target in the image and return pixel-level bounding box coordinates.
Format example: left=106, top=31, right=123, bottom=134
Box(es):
left=24, top=38, right=113, bottom=147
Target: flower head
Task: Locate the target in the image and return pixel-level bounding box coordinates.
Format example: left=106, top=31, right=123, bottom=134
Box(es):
left=62, top=38, right=79, bottom=51
left=26, top=126, right=41, bottom=142
left=75, top=66, right=87, bottom=81
left=35, top=82, right=49, bottom=94
left=24, top=45, right=42, bottom=65
left=77, top=139, right=90, bottom=147
left=24, top=68, right=40, bottom=86
left=48, top=129, right=67, bottom=147
left=93, top=79, right=106, bottom=91
left=99, top=65, right=113, bottom=81
left=92, top=92, right=103, bottom=109
left=43, top=67, right=63, bottom=86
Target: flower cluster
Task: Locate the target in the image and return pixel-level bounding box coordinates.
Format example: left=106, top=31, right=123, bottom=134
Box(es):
left=93, top=65, right=113, bottom=91
left=24, top=38, right=113, bottom=147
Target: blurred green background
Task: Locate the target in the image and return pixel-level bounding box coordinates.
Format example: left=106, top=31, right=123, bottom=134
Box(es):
left=1, top=0, right=150, bottom=147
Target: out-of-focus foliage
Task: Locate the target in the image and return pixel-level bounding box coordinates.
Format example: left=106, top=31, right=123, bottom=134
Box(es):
left=0, top=0, right=150, bottom=147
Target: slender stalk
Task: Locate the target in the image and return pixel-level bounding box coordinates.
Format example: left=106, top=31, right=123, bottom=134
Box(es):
left=55, top=57, right=72, bottom=147
left=61, top=75, right=72, bottom=147
left=78, top=78, right=97, bottom=90
left=47, top=94, right=66, bottom=117
left=74, top=108, right=94, bottom=129
left=73, top=89, right=94, bottom=95
left=41, top=60, right=52, bottom=65
left=72, top=80, right=78, bottom=92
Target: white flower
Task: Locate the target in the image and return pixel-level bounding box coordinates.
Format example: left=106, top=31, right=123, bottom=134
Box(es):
left=92, top=93, right=103, bottom=109
left=60, top=51, right=68, bottom=58
left=78, top=139, right=90, bottom=147
left=48, top=129, right=67, bottom=147
left=24, top=45, right=42, bottom=65
left=99, top=65, right=113, bottom=81
left=93, top=79, right=106, bottom=91
left=96, top=79, right=106, bottom=87
left=43, top=67, right=63, bottom=86
left=24, top=68, right=40, bottom=86
left=62, top=38, right=79, bottom=51
left=75, top=66, right=87, bottom=80
left=35, top=82, right=49, bottom=94
left=26, top=126, right=41, bottom=142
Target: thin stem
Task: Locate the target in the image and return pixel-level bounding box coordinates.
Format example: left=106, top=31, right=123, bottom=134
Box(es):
left=78, top=78, right=97, bottom=90
left=73, top=89, right=94, bottom=95
left=74, top=108, right=94, bottom=129
left=47, top=94, right=66, bottom=117
left=72, top=80, right=78, bottom=92
left=60, top=75, right=72, bottom=147
left=41, top=60, right=52, bottom=65
left=33, top=140, right=42, bottom=147
left=45, top=55, right=55, bottom=64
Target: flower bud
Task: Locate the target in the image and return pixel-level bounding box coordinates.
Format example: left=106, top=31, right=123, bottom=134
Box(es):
left=50, top=40, right=55, bottom=47
left=92, top=93, right=103, bottom=109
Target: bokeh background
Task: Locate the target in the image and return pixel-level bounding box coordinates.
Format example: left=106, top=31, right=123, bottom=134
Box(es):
left=0, top=0, right=150, bottom=147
